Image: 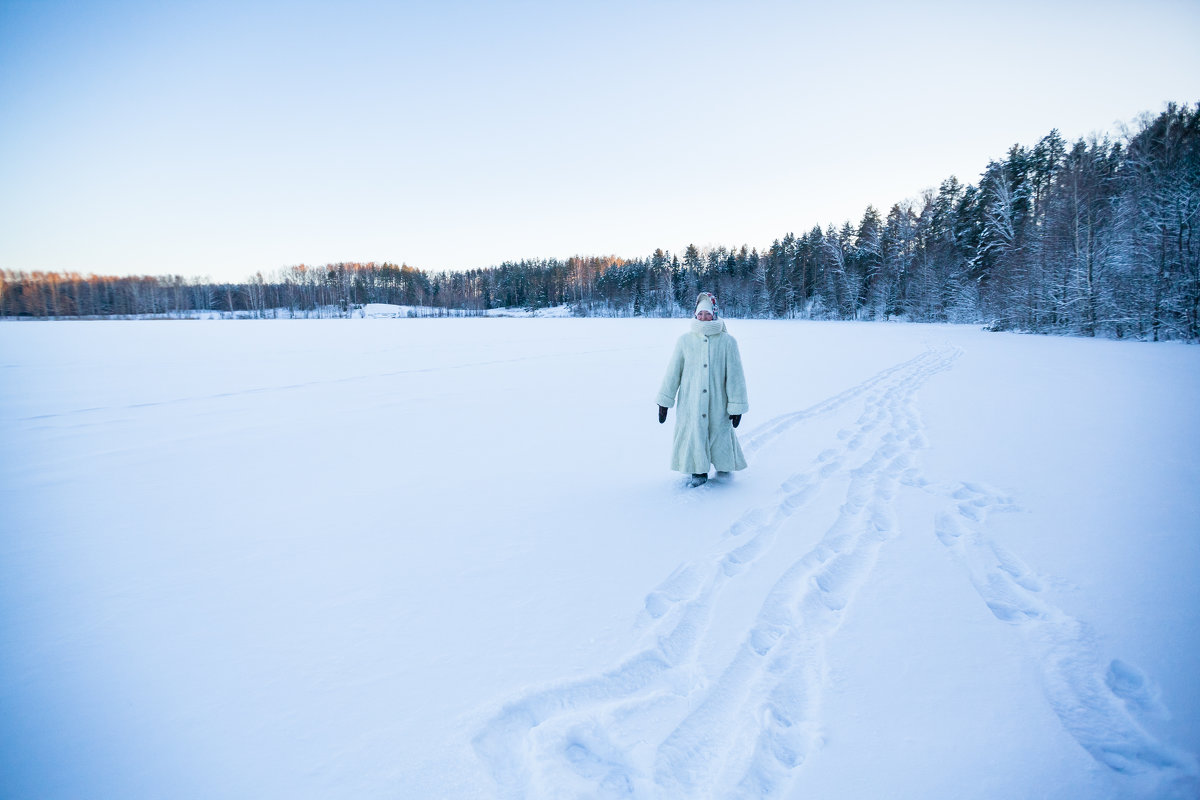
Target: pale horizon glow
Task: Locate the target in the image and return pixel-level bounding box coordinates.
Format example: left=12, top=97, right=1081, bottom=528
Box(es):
left=2, top=0, right=1198, bottom=282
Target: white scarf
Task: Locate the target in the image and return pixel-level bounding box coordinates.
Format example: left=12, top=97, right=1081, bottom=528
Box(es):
left=691, top=318, right=726, bottom=336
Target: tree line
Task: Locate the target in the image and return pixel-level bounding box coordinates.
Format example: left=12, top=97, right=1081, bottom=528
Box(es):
left=3, top=103, right=1197, bottom=341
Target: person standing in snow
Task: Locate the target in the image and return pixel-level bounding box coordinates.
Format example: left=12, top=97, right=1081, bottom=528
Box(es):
left=656, top=292, right=749, bottom=487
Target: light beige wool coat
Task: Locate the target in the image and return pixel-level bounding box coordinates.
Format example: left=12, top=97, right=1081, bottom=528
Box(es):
left=656, top=321, right=749, bottom=474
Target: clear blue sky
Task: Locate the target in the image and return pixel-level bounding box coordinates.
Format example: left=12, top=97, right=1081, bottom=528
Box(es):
left=2, top=0, right=1198, bottom=281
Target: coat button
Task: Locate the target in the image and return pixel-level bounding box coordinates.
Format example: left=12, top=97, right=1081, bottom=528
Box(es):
left=702, top=413, right=707, bottom=418
left=703, top=363, right=707, bottom=367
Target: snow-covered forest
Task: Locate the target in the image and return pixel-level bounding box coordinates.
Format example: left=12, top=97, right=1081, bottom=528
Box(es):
left=3, top=104, right=1198, bottom=341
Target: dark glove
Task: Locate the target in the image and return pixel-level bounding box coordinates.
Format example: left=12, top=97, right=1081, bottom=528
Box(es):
left=730, top=414, right=741, bottom=428
left=658, top=405, right=668, bottom=424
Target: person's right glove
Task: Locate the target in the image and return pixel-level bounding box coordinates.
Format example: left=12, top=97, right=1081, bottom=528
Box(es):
left=658, top=405, right=668, bottom=424
left=730, top=414, right=741, bottom=428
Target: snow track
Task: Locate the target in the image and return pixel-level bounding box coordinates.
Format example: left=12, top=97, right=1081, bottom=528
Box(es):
left=930, top=484, right=1200, bottom=799
left=16, top=345, right=647, bottom=422
left=473, top=342, right=1198, bottom=798
left=473, top=348, right=959, bottom=797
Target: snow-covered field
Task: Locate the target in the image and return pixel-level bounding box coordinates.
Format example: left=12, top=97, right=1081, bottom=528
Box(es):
left=1, top=318, right=1197, bottom=799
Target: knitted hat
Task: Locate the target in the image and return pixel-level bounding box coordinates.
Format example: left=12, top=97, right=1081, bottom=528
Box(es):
left=695, top=292, right=718, bottom=318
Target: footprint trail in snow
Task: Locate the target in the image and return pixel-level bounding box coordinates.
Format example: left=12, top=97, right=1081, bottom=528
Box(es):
left=472, top=346, right=1198, bottom=799
left=927, top=483, right=1199, bottom=798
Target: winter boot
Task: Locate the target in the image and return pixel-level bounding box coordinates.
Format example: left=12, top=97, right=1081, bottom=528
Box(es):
left=687, top=473, right=709, bottom=488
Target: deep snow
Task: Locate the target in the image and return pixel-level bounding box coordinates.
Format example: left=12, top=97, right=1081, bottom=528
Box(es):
left=1, top=318, right=1197, bottom=799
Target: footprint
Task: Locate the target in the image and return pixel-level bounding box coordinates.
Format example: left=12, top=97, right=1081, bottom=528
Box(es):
left=869, top=507, right=894, bottom=533
left=993, top=546, right=1043, bottom=592
left=645, top=593, right=673, bottom=619
left=958, top=502, right=985, bottom=522
left=783, top=489, right=812, bottom=511
left=729, top=509, right=768, bottom=537
left=1106, top=659, right=1168, bottom=719
left=985, top=601, right=1043, bottom=623
left=750, top=624, right=786, bottom=656
left=723, top=536, right=769, bottom=575
left=934, top=513, right=964, bottom=545
left=780, top=474, right=811, bottom=493
left=643, top=565, right=701, bottom=619
left=563, top=728, right=636, bottom=795
left=885, top=452, right=912, bottom=475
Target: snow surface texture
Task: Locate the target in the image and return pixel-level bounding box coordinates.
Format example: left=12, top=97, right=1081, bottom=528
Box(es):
left=361, top=303, right=573, bottom=318
left=1, top=319, right=1197, bottom=799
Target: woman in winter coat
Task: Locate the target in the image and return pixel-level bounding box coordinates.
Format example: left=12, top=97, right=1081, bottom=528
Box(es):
left=656, top=292, right=749, bottom=487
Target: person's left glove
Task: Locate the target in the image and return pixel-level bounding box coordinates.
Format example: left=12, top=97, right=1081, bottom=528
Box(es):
left=730, top=414, right=741, bottom=428
left=658, top=405, right=668, bottom=424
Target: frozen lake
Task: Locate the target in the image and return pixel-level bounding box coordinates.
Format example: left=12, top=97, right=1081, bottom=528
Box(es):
left=1, top=318, right=1198, bottom=799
